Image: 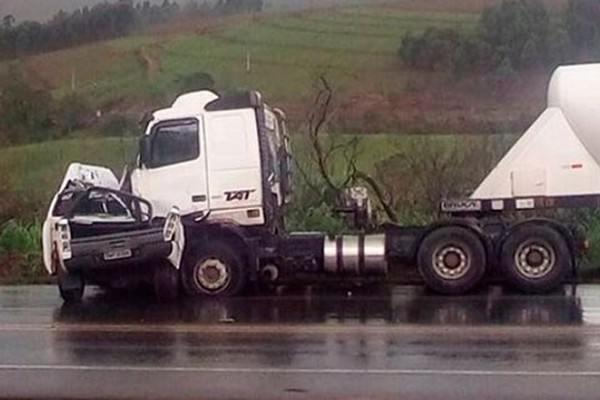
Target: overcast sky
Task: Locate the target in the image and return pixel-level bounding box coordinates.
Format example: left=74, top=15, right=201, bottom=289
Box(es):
left=0, top=0, right=361, bottom=22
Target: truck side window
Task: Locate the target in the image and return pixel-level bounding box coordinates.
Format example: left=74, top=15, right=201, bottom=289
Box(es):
left=148, top=119, right=199, bottom=168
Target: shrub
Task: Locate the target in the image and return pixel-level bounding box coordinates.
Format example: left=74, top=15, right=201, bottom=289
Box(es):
left=399, top=0, right=567, bottom=76
left=481, top=0, right=553, bottom=69
left=55, top=92, right=92, bottom=135
left=98, top=113, right=138, bottom=136
left=399, top=28, right=464, bottom=71
left=566, top=0, right=600, bottom=53
left=0, top=65, right=54, bottom=143
left=574, top=210, right=600, bottom=270
left=173, top=71, right=216, bottom=94
left=0, top=220, right=45, bottom=284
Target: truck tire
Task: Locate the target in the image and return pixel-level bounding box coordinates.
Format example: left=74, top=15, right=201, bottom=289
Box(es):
left=58, top=269, right=85, bottom=303
left=417, top=226, right=486, bottom=295
left=182, top=241, right=247, bottom=297
left=153, top=262, right=180, bottom=302
left=500, top=225, right=570, bottom=294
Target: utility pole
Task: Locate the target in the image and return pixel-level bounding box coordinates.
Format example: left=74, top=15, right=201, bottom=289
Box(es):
left=71, top=69, right=76, bottom=91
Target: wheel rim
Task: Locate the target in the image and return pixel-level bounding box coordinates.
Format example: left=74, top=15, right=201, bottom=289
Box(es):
left=432, top=244, right=470, bottom=280
left=195, top=257, right=230, bottom=292
left=514, top=240, right=556, bottom=279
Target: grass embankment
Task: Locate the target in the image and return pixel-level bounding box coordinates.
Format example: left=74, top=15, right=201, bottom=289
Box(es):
left=6, top=5, right=541, bottom=134
left=0, top=137, right=136, bottom=283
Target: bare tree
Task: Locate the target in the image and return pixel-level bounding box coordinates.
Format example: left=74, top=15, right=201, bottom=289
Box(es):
left=295, top=75, right=398, bottom=223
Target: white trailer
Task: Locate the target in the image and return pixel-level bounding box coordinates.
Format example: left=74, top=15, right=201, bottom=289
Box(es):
left=45, top=64, right=598, bottom=302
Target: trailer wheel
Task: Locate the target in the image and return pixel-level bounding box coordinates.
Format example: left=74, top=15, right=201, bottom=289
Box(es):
left=58, top=269, right=84, bottom=303
left=182, top=241, right=247, bottom=297
left=500, top=225, right=570, bottom=294
left=417, top=227, right=486, bottom=295
left=153, top=262, right=180, bottom=302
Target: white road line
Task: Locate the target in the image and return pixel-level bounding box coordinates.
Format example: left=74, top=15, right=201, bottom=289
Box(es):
left=0, top=364, right=598, bottom=377
left=1, top=323, right=600, bottom=337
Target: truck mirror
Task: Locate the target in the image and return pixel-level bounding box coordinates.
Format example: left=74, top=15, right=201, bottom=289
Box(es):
left=139, top=136, right=152, bottom=167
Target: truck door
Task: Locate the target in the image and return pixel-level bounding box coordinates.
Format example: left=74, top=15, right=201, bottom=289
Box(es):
left=132, top=117, right=209, bottom=218
left=203, top=110, right=263, bottom=221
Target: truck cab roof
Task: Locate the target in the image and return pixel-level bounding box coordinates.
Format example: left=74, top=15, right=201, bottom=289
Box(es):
left=150, top=90, right=264, bottom=125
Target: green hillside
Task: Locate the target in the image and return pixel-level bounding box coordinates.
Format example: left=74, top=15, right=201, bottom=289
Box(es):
left=0, top=137, right=137, bottom=219
left=5, top=2, right=552, bottom=139
left=11, top=6, right=485, bottom=118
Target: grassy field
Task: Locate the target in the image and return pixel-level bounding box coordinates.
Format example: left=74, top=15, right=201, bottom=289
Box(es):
left=0, top=1, right=564, bottom=137
left=14, top=7, right=478, bottom=101
left=0, top=132, right=514, bottom=222
left=0, top=137, right=137, bottom=220
left=4, top=5, right=498, bottom=133
left=0, top=134, right=400, bottom=222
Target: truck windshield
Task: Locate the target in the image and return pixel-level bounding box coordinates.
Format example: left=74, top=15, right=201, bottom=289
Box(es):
left=146, top=119, right=199, bottom=169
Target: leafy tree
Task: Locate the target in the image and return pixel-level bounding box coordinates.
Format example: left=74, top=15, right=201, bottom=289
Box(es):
left=399, top=0, right=566, bottom=76
left=174, top=71, right=216, bottom=93
left=399, top=28, right=463, bottom=71
left=55, top=92, right=91, bottom=135
left=566, top=0, right=600, bottom=53
left=2, top=15, right=15, bottom=29
left=399, top=28, right=492, bottom=77
left=0, top=1, right=265, bottom=61
left=480, top=0, right=551, bottom=68
left=0, top=66, right=54, bottom=143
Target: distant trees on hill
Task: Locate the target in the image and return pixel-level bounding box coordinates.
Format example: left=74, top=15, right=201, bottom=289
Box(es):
left=0, top=0, right=264, bottom=60
left=399, top=0, right=600, bottom=77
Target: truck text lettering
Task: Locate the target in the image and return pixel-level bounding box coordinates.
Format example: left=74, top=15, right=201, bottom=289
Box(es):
left=225, top=190, right=256, bottom=201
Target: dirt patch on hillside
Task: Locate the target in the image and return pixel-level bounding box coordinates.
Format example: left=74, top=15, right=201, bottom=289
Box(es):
left=22, top=42, right=138, bottom=91
left=281, top=68, right=550, bottom=135
left=138, top=44, right=163, bottom=78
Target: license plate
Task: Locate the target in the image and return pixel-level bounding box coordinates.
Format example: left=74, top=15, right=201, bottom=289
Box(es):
left=103, top=248, right=132, bottom=261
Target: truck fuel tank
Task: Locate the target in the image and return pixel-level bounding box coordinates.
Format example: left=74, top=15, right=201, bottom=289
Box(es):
left=323, top=234, right=387, bottom=276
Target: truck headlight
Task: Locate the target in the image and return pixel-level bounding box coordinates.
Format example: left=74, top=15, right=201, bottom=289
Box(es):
left=163, top=207, right=181, bottom=242
left=56, top=219, right=72, bottom=260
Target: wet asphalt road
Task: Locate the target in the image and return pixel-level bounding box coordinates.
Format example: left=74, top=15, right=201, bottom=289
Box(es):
left=2, top=285, right=600, bottom=399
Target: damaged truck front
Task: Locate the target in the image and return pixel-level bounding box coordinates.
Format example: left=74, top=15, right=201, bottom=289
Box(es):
left=42, top=163, right=184, bottom=302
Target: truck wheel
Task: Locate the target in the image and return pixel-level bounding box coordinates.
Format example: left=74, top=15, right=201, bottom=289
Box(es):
left=182, top=242, right=247, bottom=297
left=500, top=225, right=570, bottom=294
left=58, top=269, right=85, bottom=303
left=417, top=227, right=486, bottom=295
left=153, top=262, right=180, bottom=302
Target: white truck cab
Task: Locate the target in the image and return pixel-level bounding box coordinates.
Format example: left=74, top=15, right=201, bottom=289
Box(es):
left=131, top=90, right=291, bottom=230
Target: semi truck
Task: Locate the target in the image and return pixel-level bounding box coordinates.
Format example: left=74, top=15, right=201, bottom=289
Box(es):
left=43, top=63, right=600, bottom=302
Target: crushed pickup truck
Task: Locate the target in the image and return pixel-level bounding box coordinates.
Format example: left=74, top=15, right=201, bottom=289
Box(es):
left=42, top=163, right=184, bottom=302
